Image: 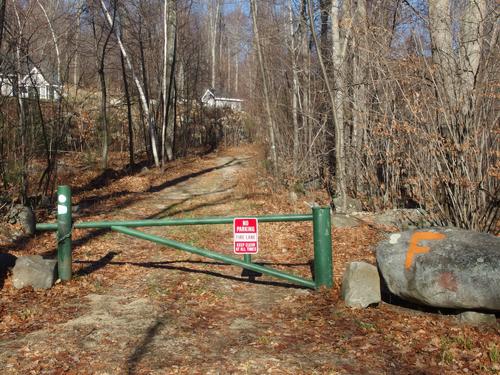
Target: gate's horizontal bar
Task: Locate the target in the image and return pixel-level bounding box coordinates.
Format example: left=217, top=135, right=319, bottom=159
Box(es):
left=110, top=225, right=316, bottom=289
left=36, top=214, right=313, bottom=231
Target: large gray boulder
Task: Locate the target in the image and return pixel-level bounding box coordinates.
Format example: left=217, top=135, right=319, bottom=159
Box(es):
left=341, top=261, right=381, bottom=308
left=376, top=228, right=500, bottom=311
left=12, top=255, right=58, bottom=289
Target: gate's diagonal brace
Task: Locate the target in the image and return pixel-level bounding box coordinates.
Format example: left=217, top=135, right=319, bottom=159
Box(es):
left=110, top=225, right=316, bottom=289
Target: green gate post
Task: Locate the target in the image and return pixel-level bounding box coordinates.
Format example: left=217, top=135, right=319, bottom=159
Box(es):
left=312, top=206, right=333, bottom=288
left=57, top=185, right=72, bottom=281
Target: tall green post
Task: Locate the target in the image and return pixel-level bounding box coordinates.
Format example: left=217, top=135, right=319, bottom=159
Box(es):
left=312, top=206, right=333, bottom=288
left=57, top=185, right=72, bottom=281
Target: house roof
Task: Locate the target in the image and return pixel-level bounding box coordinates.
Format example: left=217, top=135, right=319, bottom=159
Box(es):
left=202, top=88, right=243, bottom=102
left=21, top=67, right=60, bottom=86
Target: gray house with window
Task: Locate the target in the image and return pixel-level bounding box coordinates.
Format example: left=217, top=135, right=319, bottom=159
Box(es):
left=0, top=67, right=61, bottom=100
left=201, top=88, right=243, bottom=111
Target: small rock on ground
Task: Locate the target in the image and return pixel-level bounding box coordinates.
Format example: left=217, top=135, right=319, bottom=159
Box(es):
left=341, top=261, right=381, bottom=308
left=458, top=311, right=497, bottom=326
left=12, top=255, right=58, bottom=290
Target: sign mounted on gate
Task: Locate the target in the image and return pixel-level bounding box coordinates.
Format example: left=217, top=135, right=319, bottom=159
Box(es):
left=233, top=218, right=258, bottom=254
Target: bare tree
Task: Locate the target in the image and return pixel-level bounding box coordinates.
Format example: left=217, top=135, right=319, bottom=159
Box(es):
left=250, top=0, right=277, bottom=174
left=209, top=0, right=221, bottom=88
left=161, top=0, right=177, bottom=164
left=89, top=0, right=114, bottom=168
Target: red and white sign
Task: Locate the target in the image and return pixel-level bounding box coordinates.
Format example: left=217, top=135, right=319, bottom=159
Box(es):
left=233, top=218, right=258, bottom=254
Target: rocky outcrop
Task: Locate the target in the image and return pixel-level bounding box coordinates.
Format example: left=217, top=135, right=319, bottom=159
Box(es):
left=341, top=261, right=381, bottom=308
left=376, top=228, right=500, bottom=311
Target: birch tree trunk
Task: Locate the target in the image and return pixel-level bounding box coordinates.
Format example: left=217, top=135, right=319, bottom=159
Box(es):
left=235, top=54, right=238, bottom=93
left=161, top=0, right=169, bottom=165
left=288, top=0, right=300, bottom=175
left=99, top=0, right=160, bottom=167
left=210, top=0, right=221, bottom=89
left=351, top=0, right=368, bottom=195
left=37, top=1, right=61, bottom=92
left=13, top=2, right=28, bottom=203
left=250, top=0, right=277, bottom=174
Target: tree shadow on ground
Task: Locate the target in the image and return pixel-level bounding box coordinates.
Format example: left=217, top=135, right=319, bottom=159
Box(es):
left=74, top=255, right=312, bottom=290
left=0, top=235, right=32, bottom=253
left=127, top=316, right=167, bottom=375
left=73, top=158, right=239, bottom=213
left=147, top=158, right=241, bottom=193
left=72, top=160, right=151, bottom=195
left=75, top=251, right=120, bottom=277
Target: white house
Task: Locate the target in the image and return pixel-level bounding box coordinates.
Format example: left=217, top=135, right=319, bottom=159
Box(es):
left=0, top=67, right=61, bottom=100
left=201, top=88, right=243, bottom=111
left=20, top=67, right=61, bottom=100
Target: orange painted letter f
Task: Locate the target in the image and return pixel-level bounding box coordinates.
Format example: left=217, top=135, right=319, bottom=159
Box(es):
left=404, top=232, right=446, bottom=269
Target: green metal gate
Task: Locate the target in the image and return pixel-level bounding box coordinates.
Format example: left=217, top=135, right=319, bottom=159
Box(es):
left=36, top=186, right=333, bottom=289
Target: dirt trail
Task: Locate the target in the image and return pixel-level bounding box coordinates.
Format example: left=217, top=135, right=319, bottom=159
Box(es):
left=0, top=153, right=329, bottom=374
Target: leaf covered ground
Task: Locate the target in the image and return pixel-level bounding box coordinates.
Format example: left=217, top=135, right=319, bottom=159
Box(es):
left=0, top=145, right=498, bottom=374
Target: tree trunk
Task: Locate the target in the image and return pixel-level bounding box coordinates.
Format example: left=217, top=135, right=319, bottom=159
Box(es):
left=458, top=0, right=486, bottom=117
left=162, top=0, right=177, bottom=164
left=98, top=68, right=109, bottom=169
left=91, top=2, right=114, bottom=169
left=161, top=0, right=169, bottom=166
left=120, top=50, right=134, bottom=167
left=13, top=3, right=28, bottom=204
left=307, top=0, right=348, bottom=211
left=74, top=2, right=82, bottom=87
left=210, top=0, right=221, bottom=88
left=250, top=0, right=278, bottom=174
left=288, top=0, right=300, bottom=175
left=351, top=0, right=368, bottom=195
left=428, top=0, right=456, bottom=112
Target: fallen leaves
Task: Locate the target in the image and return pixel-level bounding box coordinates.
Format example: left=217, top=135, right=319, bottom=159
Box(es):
left=1, top=146, right=498, bottom=374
